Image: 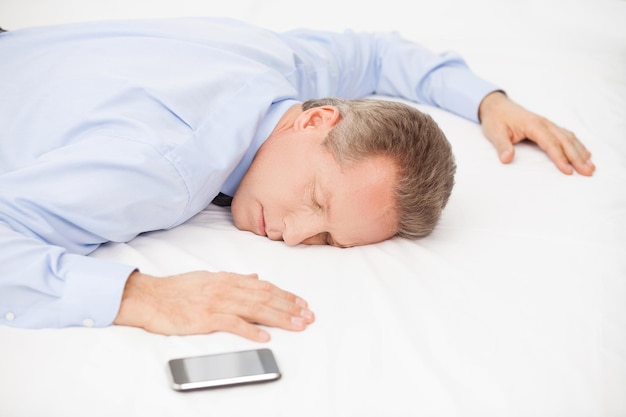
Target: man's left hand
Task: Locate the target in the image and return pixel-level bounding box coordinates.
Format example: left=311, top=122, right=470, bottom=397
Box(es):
left=478, top=91, right=595, bottom=176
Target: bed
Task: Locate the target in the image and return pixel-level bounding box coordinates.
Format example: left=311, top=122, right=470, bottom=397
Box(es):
left=1, top=0, right=625, bottom=416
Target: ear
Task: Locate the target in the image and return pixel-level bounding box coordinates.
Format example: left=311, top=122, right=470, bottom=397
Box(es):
left=295, top=106, right=341, bottom=131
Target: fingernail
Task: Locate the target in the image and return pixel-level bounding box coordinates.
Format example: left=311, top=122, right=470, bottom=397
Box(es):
left=291, top=316, right=305, bottom=327
left=258, top=330, right=270, bottom=342
left=295, top=297, right=308, bottom=308
left=300, top=309, right=314, bottom=320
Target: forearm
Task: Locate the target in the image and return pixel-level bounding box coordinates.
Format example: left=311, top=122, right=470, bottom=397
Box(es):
left=0, top=221, right=135, bottom=328
left=373, top=33, right=501, bottom=122
left=282, top=29, right=501, bottom=122
left=0, top=132, right=193, bottom=329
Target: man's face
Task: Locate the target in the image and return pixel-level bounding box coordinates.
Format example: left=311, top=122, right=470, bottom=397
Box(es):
left=231, top=108, right=398, bottom=248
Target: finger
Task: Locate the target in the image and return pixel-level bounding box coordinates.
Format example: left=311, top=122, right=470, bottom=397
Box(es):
left=217, top=276, right=315, bottom=329
left=566, top=131, right=592, bottom=160
left=557, top=129, right=595, bottom=176
left=574, top=158, right=595, bottom=177
left=257, top=290, right=315, bottom=324
left=208, top=313, right=271, bottom=342
left=235, top=292, right=315, bottom=331
left=524, top=122, right=574, bottom=175
left=538, top=126, right=593, bottom=176
left=542, top=142, right=574, bottom=175
left=499, top=147, right=515, bottom=164
left=199, top=271, right=314, bottom=333
left=251, top=280, right=315, bottom=324
left=235, top=275, right=310, bottom=308
left=487, top=127, right=515, bottom=164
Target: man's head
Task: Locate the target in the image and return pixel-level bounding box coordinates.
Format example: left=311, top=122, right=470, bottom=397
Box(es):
left=231, top=98, right=455, bottom=247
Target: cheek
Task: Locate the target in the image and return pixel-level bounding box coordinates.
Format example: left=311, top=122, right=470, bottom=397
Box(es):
left=265, top=160, right=307, bottom=200
left=263, top=176, right=312, bottom=227
left=243, top=142, right=316, bottom=213
left=265, top=178, right=302, bottom=212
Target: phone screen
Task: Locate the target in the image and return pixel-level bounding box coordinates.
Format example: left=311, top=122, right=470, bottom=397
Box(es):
left=168, top=348, right=280, bottom=390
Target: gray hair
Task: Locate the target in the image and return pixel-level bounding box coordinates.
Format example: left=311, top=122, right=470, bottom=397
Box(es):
left=302, top=97, right=456, bottom=239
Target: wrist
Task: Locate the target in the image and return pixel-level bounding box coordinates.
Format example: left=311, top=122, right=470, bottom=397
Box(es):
left=478, top=90, right=507, bottom=123
left=114, top=270, right=155, bottom=329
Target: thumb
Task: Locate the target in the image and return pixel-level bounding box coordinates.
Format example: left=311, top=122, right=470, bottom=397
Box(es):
left=488, top=131, right=515, bottom=164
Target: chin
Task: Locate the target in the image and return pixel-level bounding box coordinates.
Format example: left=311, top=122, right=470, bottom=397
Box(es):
left=231, top=215, right=245, bottom=231
left=230, top=197, right=255, bottom=234
left=229, top=198, right=244, bottom=230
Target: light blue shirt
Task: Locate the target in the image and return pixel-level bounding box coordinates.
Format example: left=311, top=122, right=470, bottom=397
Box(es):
left=0, top=17, right=499, bottom=329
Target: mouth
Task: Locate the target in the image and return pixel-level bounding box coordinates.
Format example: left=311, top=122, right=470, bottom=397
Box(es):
left=257, top=206, right=267, bottom=236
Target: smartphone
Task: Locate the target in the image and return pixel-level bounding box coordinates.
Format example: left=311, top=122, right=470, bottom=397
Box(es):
left=168, top=348, right=281, bottom=391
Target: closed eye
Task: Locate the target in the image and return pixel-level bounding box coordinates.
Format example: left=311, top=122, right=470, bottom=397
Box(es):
left=309, top=179, right=343, bottom=247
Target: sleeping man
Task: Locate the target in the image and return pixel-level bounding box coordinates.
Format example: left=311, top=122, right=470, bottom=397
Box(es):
left=0, top=17, right=594, bottom=341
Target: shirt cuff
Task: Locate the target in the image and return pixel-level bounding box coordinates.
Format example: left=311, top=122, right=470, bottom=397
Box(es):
left=2, top=254, right=136, bottom=329
left=432, top=66, right=502, bottom=123
left=60, top=254, right=137, bottom=328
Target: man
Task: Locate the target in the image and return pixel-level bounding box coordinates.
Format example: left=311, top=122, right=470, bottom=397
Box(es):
left=0, top=17, right=593, bottom=342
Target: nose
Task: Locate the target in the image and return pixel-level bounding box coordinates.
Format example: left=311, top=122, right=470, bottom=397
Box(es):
left=282, top=213, right=325, bottom=246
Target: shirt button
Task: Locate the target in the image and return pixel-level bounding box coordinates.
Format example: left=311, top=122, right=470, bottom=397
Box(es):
left=82, top=318, right=95, bottom=327
left=5, top=312, right=15, bottom=321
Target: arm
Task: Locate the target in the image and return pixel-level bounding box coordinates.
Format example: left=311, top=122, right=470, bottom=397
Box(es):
left=282, top=29, right=593, bottom=175
left=282, top=29, right=499, bottom=121
left=0, top=220, right=136, bottom=328
left=0, top=135, right=186, bottom=328
left=0, top=134, right=314, bottom=339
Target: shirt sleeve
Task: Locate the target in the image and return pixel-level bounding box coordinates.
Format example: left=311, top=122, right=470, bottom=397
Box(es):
left=0, top=133, right=190, bottom=328
left=0, top=222, right=136, bottom=328
left=281, top=29, right=501, bottom=122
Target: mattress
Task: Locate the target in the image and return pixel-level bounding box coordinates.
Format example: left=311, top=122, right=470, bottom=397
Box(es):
left=1, top=0, right=625, bottom=416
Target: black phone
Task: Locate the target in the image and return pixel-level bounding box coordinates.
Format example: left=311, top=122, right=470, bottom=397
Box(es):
left=168, top=348, right=281, bottom=391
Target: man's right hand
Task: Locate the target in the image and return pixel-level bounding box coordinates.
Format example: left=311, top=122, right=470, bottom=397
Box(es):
left=113, top=270, right=315, bottom=341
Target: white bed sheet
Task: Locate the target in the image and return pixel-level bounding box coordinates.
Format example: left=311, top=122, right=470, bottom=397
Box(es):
left=1, top=1, right=625, bottom=416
